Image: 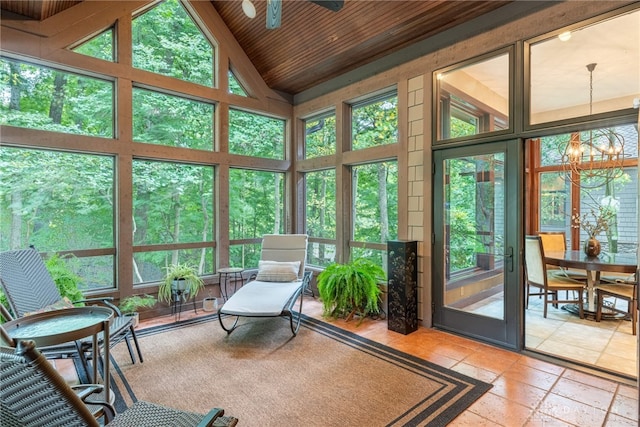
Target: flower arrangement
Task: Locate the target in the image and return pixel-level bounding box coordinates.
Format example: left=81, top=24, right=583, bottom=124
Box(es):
left=571, top=205, right=615, bottom=238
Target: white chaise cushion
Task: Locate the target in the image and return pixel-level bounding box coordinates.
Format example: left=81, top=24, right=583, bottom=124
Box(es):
left=220, top=280, right=302, bottom=316
left=255, top=260, right=300, bottom=282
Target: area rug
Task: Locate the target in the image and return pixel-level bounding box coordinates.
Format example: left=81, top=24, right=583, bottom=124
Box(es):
left=108, top=314, right=491, bottom=426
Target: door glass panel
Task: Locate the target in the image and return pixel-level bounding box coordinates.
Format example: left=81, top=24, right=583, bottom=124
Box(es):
left=444, top=153, right=505, bottom=319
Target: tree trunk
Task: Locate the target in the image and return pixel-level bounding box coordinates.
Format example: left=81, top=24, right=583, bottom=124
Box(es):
left=9, top=190, right=23, bottom=249
left=49, top=73, right=67, bottom=124
left=9, top=62, right=21, bottom=110
left=378, top=164, right=389, bottom=270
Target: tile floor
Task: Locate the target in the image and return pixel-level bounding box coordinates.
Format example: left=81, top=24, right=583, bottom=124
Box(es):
left=134, top=296, right=638, bottom=426
left=464, top=288, right=637, bottom=378
left=52, top=295, right=638, bottom=426
left=525, top=294, right=637, bottom=379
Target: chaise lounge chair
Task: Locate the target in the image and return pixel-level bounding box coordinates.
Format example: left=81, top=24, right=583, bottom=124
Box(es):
left=218, top=234, right=309, bottom=336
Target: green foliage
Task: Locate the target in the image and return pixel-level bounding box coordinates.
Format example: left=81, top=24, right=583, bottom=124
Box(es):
left=305, top=114, right=336, bottom=157
left=0, top=253, right=84, bottom=319
left=1, top=58, right=114, bottom=137
left=352, top=95, right=398, bottom=150
left=316, top=258, right=385, bottom=324
left=73, top=28, right=114, bottom=61
left=229, top=168, right=284, bottom=241
left=0, top=291, right=10, bottom=321
left=158, top=263, right=204, bottom=303
left=228, top=70, right=247, bottom=96
left=353, top=162, right=398, bottom=244
left=132, top=0, right=213, bottom=87
left=119, top=294, right=157, bottom=314
left=132, top=88, right=213, bottom=149
left=44, top=253, right=85, bottom=303
left=228, top=109, right=285, bottom=159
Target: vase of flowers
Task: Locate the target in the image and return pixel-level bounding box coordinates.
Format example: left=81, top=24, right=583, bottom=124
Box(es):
left=571, top=205, right=615, bottom=257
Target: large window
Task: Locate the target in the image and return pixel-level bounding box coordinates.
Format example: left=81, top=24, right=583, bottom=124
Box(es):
left=72, top=28, right=114, bottom=62
left=533, top=124, right=638, bottom=253
left=0, top=1, right=294, bottom=301
left=351, top=93, right=398, bottom=150
left=132, top=160, right=214, bottom=285
left=132, top=88, right=214, bottom=150
left=229, top=168, right=285, bottom=268
left=305, top=112, right=336, bottom=158
left=0, top=147, right=116, bottom=290
left=305, top=169, right=336, bottom=267
left=132, top=0, right=214, bottom=87
left=0, top=58, right=114, bottom=138
left=229, top=109, right=285, bottom=159
left=352, top=161, right=398, bottom=267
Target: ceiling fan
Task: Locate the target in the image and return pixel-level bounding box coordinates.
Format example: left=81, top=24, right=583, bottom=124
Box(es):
left=242, top=0, right=344, bottom=29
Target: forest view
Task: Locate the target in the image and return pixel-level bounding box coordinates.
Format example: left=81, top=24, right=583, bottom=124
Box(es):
left=0, top=0, right=399, bottom=290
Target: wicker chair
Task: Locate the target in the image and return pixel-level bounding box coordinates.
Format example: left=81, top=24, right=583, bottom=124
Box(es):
left=0, top=340, right=238, bottom=426
left=0, top=247, right=143, bottom=381
left=525, top=235, right=586, bottom=318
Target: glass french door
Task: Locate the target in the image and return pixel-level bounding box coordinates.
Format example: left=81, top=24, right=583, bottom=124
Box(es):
left=433, top=140, right=522, bottom=349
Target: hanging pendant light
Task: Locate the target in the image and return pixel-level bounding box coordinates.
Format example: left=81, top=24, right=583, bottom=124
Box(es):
left=560, top=63, right=625, bottom=189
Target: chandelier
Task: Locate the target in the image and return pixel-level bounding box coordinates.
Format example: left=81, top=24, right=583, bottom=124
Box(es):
left=560, top=63, right=625, bottom=189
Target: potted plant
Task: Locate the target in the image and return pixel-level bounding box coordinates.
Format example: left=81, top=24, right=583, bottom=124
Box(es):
left=119, top=294, right=157, bottom=327
left=316, top=257, right=386, bottom=325
left=158, top=263, right=205, bottom=304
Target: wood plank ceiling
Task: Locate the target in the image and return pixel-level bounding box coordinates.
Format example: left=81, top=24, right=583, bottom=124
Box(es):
left=1, top=0, right=512, bottom=96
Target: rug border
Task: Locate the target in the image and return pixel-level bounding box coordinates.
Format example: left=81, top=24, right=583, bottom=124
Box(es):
left=111, top=313, right=491, bottom=426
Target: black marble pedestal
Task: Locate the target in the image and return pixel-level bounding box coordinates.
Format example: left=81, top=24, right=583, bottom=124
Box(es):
left=387, top=240, right=418, bottom=334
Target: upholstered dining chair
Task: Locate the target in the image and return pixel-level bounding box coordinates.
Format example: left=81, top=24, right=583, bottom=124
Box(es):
left=0, top=340, right=238, bottom=426
left=595, top=271, right=638, bottom=335
left=538, top=232, right=587, bottom=281
left=525, top=235, right=586, bottom=319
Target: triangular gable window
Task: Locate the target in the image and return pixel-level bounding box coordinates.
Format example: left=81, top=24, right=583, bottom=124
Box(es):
left=72, top=28, right=114, bottom=62
left=228, top=70, right=247, bottom=96
left=132, top=0, right=214, bottom=87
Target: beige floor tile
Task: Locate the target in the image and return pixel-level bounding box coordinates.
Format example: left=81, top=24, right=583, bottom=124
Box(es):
left=549, top=377, right=615, bottom=411
left=467, top=391, right=534, bottom=426
left=539, top=393, right=608, bottom=426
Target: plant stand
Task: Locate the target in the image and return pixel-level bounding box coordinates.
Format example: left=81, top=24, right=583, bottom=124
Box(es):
left=171, top=289, right=197, bottom=321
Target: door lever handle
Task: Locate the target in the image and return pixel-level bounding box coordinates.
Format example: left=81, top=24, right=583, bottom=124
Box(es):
left=505, top=247, right=514, bottom=272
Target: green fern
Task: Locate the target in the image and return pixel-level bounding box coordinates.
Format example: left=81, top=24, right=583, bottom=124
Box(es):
left=317, top=258, right=385, bottom=324
left=44, top=253, right=85, bottom=304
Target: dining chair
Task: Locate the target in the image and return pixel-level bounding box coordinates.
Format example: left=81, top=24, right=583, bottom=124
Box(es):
left=538, top=231, right=587, bottom=281
left=595, top=271, right=638, bottom=335
left=0, top=339, right=238, bottom=426
left=0, top=247, right=143, bottom=381
left=524, top=235, right=586, bottom=319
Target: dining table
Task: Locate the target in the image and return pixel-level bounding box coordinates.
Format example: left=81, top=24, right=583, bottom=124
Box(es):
left=544, top=250, right=637, bottom=314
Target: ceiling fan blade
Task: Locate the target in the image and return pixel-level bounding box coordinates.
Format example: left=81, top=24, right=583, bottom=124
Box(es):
left=266, top=0, right=282, bottom=29
left=308, top=0, right=344, bottom=12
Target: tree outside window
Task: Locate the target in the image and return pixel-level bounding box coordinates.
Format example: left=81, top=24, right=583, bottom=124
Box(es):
left=132, top=160, right=214, bottom=284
